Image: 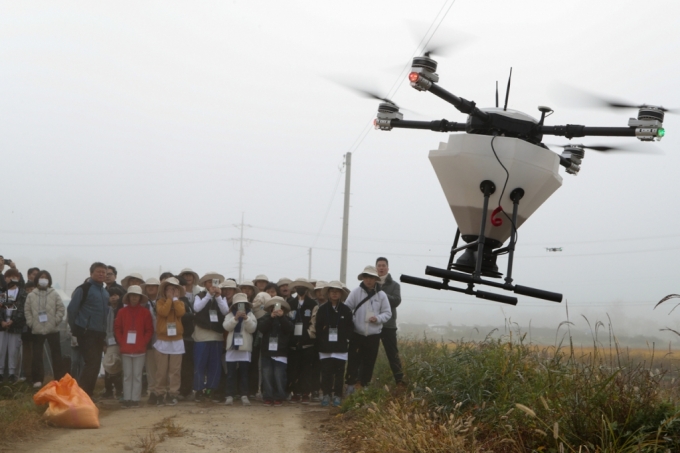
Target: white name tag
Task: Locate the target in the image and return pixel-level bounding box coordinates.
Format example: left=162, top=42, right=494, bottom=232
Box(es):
left=107, top=337, right=117, bottom=346
left=304, top=309, right=311, bottom=317
left=269, top=336, right=278, bottom=351
left=366, top=310, right=375, bottom=322
left=329, top=328, right=338, bottom=342
left=167, top=322, right=177, bottom=336
left=294, top=323, right=303, bottom=336
left=234, top=333, right=244, bottom=346
left=127, top=331, right=137, bottom=344
left=209, top=309, right=218, bottom=322
left=38, top=312, right=48, bottom=323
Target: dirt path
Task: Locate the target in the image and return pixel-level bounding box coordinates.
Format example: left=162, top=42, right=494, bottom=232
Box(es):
left=12, top=400, right=338, bottom=453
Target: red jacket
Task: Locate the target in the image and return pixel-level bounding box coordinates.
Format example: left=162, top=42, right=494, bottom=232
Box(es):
left=114, top=304, right=154, bottom=355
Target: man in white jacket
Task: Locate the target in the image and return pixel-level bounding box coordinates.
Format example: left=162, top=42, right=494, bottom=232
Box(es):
left=343, top=265, right=391, bottom=395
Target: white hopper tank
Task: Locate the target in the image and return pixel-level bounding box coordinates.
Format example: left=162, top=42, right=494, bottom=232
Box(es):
left=429, top=133, right=563, bottom=247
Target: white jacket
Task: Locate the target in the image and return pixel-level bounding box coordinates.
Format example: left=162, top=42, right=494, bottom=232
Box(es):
left=25, top=288, right=65, bottom=335
left=222, top=312, right=258, bottom=352
left=343, top=285, right=392, bottom=336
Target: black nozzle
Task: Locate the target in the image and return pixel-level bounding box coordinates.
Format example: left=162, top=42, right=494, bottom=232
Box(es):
left=475, top=290, right=518, bottom=306
left=425, top=266, right=475, bottom=284
left=514, top=285, right=563, bottom=303
left=400, top=275, right=446, bottom=290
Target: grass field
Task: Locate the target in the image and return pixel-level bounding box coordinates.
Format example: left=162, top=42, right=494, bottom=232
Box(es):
left=338, top=325, right=680, bottom=453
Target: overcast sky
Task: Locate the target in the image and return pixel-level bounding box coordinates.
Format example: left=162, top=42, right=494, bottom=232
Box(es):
left=2, top=0, right=680, bottom=339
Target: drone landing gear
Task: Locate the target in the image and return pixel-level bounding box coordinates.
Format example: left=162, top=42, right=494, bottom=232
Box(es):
left=401, top=181, right=563, bottom=305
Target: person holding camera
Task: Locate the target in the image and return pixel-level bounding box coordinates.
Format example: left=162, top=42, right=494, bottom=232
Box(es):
left=192, top=272, right=228, bottom=402
left=151, top=277, right=186, bottom=406
left=223, top=292, right=257, bottom=405
left=258, top=296, right=293, bottom=407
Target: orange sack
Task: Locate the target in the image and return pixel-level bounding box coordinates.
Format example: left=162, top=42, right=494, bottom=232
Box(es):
left=33, top=373, right=100, bottom=429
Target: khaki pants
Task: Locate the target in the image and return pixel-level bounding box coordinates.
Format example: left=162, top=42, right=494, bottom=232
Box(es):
left=153, top=349, right=182, bottom=397
left=145, top=351, right=157, bottom=393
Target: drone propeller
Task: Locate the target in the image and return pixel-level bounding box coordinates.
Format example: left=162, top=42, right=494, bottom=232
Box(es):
left=422, top=41, right=458, bottom=58
left=344, top=86, right=399, bottom=107
left=552, top=84, right=680, bottom=114
left=545, top=143, right=660, bottom=154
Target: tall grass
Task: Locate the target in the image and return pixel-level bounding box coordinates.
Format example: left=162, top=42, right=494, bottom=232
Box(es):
left=341, top=322, right=680, bottom=452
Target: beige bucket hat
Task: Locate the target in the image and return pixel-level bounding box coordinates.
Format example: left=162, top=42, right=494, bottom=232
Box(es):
left=232, top=292, right=251, bottom=307
left=264, top=296, right=291, bottom=314
left=357, top=265, right=380, bottom=280
left=198, top=272, right=225, bottom=286
left=179, top=268, right=200, bottom=284
left=239, top=280, right=256, bottom=289
left=253, top=274, right=269, bottom=284
left=289, top=277, right=314, bottom=292
left=159, top=277, right=186, bottom=299
left=121, top=272, right=145, bottom=289
left=103, top=345, right=122, bottom=375
left=219, top=279, right=238, bottom=289
left=122, top=285, right=149, bottom=305
left=322, top=280, right=350, bottom=300
left=314, top=280, right=328, bottom=292
left=276, top=277, right=292, bottom=287
left=141, top=277, right=160, bottom=295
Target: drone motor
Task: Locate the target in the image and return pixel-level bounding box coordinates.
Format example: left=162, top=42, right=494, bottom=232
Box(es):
left=373, top=102, right=403, bottom=131
left=628, top=106, right=666, bottom=141
left=560, top=145, right=585, bottom=175
left=409, top=56, right=439, bottom=91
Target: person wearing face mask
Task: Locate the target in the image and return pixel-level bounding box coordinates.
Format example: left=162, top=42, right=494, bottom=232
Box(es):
left=0, top=269, right=27, bottom=382
left=25, top=270, right=65, bottom=387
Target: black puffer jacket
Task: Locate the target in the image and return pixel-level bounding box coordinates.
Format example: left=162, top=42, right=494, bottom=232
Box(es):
left=259, top=313, right=294, bottom=358
left=287, top=296, right=318, bottom=349
left=0, top=288, right=27, bottom=334
left=314, top=302, right=354, bottom=354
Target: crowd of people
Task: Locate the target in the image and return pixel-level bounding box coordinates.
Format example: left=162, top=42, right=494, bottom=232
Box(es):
left=0, top=255, right=403, bottom=408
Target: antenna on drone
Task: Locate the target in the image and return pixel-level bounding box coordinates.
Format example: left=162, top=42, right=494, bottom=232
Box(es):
left=495, top=81, right=499, bottom=108
left=503, top=67, right=512, bottom=111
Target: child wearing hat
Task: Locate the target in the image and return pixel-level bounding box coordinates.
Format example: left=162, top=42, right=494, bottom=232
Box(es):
left=152, top=277, right=186, bottom=406
left=114, top=285, right=154, bottom=408
left=258, top=296, right=294, bottom=406
left=314, top=281, right=353, bottom=407
left=287, top=278, right=318, bottom=404
left=222, top=292, right=257, bottom=405
left=193, top=272, right=228, bottom=402
left=252, top=275, right=269, bottom=293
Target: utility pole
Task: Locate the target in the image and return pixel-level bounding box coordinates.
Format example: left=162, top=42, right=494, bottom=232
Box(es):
left=238, top=213, right=246, bottom=283
left=64, top=262, right=68, bottom=293
left=308, top=248, right=312, bottom=280
left=340, top=152, right=352, bottom=283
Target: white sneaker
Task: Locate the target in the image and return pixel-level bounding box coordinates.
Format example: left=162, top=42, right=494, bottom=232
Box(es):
left=225, top=396, right=233, bottom=406
left=241, top=395, right=251, bottom=406
left=33, top=381, right=42, bottom=389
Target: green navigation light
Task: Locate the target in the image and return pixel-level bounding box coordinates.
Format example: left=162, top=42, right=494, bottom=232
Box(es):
left=658, top=128, right=666, bottom=138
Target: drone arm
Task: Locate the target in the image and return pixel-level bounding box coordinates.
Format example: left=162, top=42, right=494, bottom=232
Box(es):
left=540, top=124, right=636, bottom=139
left=427, top=83, right=490, bottom=122
left=388, top=119, right=467, bottom=133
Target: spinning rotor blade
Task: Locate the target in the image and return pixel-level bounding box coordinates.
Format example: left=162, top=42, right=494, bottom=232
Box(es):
left=325, top=77, right=399, bottom=107
left=552, top=84, right=679, bottom=113
left=546, top=143, right=661, bottom=154
left=422, top=41, right=458, bottom=58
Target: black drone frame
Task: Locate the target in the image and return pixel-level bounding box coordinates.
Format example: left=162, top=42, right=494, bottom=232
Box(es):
left=387, top=58, right=665, bottom=305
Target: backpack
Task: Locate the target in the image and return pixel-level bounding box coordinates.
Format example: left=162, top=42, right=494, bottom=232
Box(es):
left=70, top=282, right=92, bottom=338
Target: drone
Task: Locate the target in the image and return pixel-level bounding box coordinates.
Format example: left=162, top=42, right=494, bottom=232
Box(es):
left=545, top=248, right=562, bottom=252
left=350, top=52, right=672, bottom=306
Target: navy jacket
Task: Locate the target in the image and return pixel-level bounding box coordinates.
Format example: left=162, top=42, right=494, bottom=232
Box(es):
left=68, top=279, right=110, bottom=334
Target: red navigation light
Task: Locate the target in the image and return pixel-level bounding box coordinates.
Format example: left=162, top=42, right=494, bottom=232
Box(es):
left=408, top=72, right=420, bottom=83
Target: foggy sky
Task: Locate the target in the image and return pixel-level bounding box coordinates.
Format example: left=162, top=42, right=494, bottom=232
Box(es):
left=1, top=0, right=679, bottom=340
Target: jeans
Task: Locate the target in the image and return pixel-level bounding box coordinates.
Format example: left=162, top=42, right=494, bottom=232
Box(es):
left=71, top=346, right=85, bottom=384
left=122, top=354, right=146, bottom=402
left=320, top=357, right=346, bottom=397
left=78, top=330, right=105, bottom=396
left=261, top=357, right=287, bottom=401
left=0, top=332, right=22, bottom=377
left=31, top=332, right=64, bottom=383
left=380, top=328, right=403, bottom=384
left=226, top=361, right=250, bottom=397
left=345, top=332, right=381, bottom=387
left=193, top=341, right=222, bottom=392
